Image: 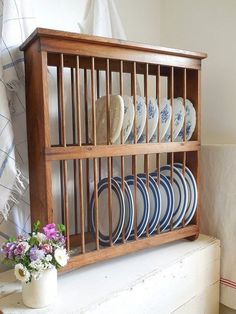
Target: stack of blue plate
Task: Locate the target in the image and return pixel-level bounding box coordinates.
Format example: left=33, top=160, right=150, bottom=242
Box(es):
left=90, top=163, right=198, bottom=246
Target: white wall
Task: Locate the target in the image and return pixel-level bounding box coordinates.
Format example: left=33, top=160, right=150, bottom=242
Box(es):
left=115, top=0, right=160, bottom=44
left=160, top=0, right=236, bottom=144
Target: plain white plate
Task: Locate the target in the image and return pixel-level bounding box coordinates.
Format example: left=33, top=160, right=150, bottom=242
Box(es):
left=89, top=95, right=124, bottom=144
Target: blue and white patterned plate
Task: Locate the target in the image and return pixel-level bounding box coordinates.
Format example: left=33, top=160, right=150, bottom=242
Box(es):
left=113, top=176, right=134, bottom=241
left=90, top=177, right=125, bottom=246
left=116, top=95, right=134, bottom=143
left=150, top=172, right=174, bottom=232
left=174, top=163, right=198, bottom=225
left=138, top=173, right=161, bottom=234
left=150, top=97, right=172, bottom=142
left=160, top=165, right=188, bottom=229
left=126, top=96, right=147, bottom=143
left=138, top=97, right=159, bottom=143
left=175, top=98, right=196, bottom=141
left=125, top=175, right=150, bottom=238
left=163, top=98, right=185, bottom=142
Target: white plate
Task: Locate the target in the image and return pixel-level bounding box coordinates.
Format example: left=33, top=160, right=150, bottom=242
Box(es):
left=114, top=176, right=134, bottom=241
left=138, top=173, right=161, bottom=234
left=150, top=97, right=172, bottom=142
left=89, top=95, right=124, bottom=144
left=90, top=177, right=125, bottom=246
left=174, top=163, right=198, bottom=225
left=163, top=98, right=185, bottom=142
left=176, top=98, right=196, bottom=141
left=125, top=175, right=150, bottom=238
left=138, top=97, right=158, bottom=143
left=160, top=165, right=188, bottom=229
left=150, top=172, right=174, bottom=231
left=116, top=95, right=134, bottom=143
left=126, top=96, right=147, bottom=143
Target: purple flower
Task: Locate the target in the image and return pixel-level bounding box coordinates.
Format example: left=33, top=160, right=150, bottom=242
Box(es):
left=14, top=242, right=30, bottom=257
left=29, top=246, right=45, bottom=261
left=1, top=242, right=17, bottom=259
left=43, top=223, right=57, bottom=239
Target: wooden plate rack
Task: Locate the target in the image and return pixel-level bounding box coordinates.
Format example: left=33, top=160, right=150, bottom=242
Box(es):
left=20, top=28, right=207, bottom=272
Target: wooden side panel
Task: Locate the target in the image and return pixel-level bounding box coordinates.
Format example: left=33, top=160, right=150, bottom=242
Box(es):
left=24, top=41, right=53, bottom=226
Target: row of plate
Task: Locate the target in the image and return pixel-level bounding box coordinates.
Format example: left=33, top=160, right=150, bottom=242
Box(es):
left=91, top=95, right=196, bottom=145
left=90, top=163, right=198, bottom=246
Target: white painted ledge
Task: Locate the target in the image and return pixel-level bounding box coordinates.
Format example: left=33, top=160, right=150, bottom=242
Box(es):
left=0, top=234, right=220, bottom=314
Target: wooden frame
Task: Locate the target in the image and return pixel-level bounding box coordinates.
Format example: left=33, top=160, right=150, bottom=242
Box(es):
left=20, top=28, right=207, bottom=272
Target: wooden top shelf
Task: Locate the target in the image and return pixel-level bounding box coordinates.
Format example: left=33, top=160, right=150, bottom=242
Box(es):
left=20, top=28, right=207, bottom=60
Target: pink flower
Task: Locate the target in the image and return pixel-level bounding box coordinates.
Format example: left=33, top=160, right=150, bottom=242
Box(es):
left=43, top=223, right=57, bottom=239
left=41, top=243, right=52, bottom=254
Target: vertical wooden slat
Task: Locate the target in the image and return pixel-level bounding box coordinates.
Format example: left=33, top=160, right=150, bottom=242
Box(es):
left=97, top=70, right=102, bottom=180
left=58, top=54, right=70, bottom=249
left=106, top=59, right=113, bottom=246
left=75, top=56, right=85, bottom=253
left=156, top=64, right=161, bottom=234
left=132, top=62, right=138, bottom=240
left=84, top=70, right=91, bottom=234
left=144, top=64, right=149, bottom=236
left=25, top=46, right=53, bottom=226
left=57, top=67, right=65, bottom=225
left=119, top=60, right=125, bottom=243
left=169, top=67, right=174, bottom=231
left=91, top=57, right=99, bottom=250
left=71, top=68, right=78, bottom=234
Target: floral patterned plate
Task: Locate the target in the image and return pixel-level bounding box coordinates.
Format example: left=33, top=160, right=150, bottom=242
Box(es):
left=175, top=97, right=196, bottom=141
left=150, top=97, right=172, bottom=142
left=138, top=97, right=159, bottom=143
left=126, top=96, right=146, bottom=143
left=163, top=98, right=185, bottom=142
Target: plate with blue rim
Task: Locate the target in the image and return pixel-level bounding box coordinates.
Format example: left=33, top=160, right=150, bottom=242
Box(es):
left=137, top=173, right=161, bottom=234
left=113, top=176, right=134, bottom=241
left=163, top=98, right=185, bottom=142
left=160, top=165, right=188, bottom=229
left=174, top=163, right=198, bottom=225
left=126, top=96, right=147, bottom=143
left=138, top=97, right=159, bottom=143
left=125, top=174, right=150, bottom=238
left=149, top=172, right=174, bottom=232
left=90, top=177, right=125, bottom=246
left=175, top=98, right=196, bottom=142
left=150, top=97, right=172, bottom=142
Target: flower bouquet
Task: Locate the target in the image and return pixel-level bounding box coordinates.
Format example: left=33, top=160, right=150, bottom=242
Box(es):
left=1, top=221, right=69, bottom=308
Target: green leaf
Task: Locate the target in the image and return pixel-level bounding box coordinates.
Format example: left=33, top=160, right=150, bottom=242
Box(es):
left=57, top=224, right=66, bottom=233
left=8, top=236, right=16, bottom=243
left=33, top=220, right=41, bottom=233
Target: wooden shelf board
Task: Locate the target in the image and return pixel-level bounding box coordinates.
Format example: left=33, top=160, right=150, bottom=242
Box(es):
left=45, top=141, right=200, bottom=161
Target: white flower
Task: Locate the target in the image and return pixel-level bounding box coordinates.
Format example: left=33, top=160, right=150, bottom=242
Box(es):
left=45, top=254, right=52, bottom=262
left=29, top=260, right=45, bottom=271
left=21, top=241, right=30, bottom=253
left=14, top=264, right=30, bottom=283
left=54, top=248, right=69, bottom=267
left=36, top=232, right=47, bottom=243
